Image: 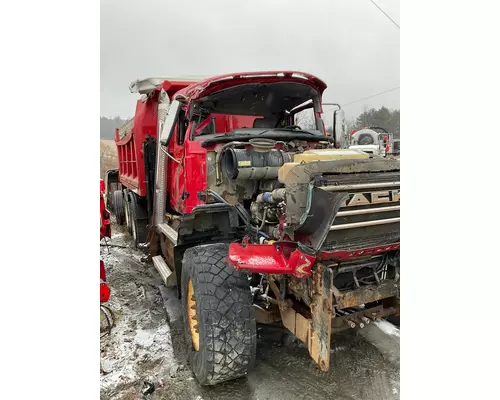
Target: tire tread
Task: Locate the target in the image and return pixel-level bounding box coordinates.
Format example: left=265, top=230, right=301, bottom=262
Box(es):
left=181, top=243, right=256, bottom=385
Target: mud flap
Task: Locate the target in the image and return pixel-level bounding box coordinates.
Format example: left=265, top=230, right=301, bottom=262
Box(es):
left=309, top=264, right=334, bottom=371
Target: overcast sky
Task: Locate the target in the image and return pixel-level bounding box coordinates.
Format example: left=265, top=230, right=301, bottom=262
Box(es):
left=100, top=0, right=399, bottom=121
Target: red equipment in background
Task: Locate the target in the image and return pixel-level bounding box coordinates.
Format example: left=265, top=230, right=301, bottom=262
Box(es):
left=100, top=180, right=111, bottom=303
left=100, top=260, right=110, bottom=303
left=100, top=179, right=111, bottom=240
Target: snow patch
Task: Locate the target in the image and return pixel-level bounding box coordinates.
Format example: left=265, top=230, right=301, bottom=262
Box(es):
left=374, top=320, right=400, bottom=338
left=134, top=329, right=156, bottom=347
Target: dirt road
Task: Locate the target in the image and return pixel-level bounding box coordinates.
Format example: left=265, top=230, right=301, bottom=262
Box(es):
left=100, top=226, right=400, bottom=400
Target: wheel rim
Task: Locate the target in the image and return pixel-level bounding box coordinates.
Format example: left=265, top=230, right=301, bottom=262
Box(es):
left=187, top=280, right=200, bottom=351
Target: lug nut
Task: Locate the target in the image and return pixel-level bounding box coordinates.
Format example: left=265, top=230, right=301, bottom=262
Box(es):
left=346, top=320, right=356, bottom=329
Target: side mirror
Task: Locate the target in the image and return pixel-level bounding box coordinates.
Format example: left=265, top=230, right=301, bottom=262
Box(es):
left=159, top=99, right=181, bottom=146
left=333, top=108, right=345, bottom=145
left=322, top=103, right=345, bottom=146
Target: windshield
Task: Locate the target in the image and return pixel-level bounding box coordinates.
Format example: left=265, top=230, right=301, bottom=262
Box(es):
left=190, top=81, right=325, bottom=139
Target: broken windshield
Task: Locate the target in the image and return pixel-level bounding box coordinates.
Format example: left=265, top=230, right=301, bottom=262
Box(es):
left=190, top=81, right=325, bottom=138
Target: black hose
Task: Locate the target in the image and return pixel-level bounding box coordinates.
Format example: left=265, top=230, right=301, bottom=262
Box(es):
left=207, top=190, right=270, bottom=239
left=100, top=305, right=115, bottom=338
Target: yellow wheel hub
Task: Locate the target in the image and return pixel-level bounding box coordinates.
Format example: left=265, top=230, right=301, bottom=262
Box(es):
left=187, top=280, right=200, bottom=351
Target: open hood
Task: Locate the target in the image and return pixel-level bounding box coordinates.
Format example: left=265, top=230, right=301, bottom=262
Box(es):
left=180, top=71, right=327, bottom=117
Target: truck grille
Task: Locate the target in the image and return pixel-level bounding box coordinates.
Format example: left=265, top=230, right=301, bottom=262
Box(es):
left=315, top=172, right=400, bottom=251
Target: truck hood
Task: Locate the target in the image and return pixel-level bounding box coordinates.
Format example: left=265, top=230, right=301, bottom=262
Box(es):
left=179, top=71, right=327, bottom=116
left=182, top=71, right=327, bottom=99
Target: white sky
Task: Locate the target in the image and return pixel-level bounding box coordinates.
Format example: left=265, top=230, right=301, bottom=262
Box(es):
left=100, top=0, right=399, bottom=120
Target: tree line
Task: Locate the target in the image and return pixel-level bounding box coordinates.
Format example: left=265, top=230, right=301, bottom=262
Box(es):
left=100, top=116, right=128, bottom=140
left=350, top=106, right=400, bottom=137
left=300, top=106, right=400, bottom=138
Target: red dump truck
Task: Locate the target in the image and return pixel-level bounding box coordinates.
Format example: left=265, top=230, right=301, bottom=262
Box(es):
left=105, top=72, right=400, bottom=386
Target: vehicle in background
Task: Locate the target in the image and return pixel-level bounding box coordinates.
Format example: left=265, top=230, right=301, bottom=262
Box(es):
left=347, top=126, right=400, bottom=158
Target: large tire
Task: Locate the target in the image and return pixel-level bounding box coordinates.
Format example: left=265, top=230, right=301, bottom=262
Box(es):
left=112, top=190, right=125, bottom=225
left=358, top=133, right=375, bottom=145
left=181, top=243, right=257, bottom=385
left=128, top=193, right=148, bottom=248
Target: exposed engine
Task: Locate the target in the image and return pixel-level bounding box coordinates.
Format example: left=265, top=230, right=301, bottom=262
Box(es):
left=214, top=138, right=321, bottom=240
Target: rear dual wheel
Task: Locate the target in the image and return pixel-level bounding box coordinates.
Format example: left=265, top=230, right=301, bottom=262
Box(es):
left=112, top=190, right=125, bottom=225
left=122, top=191, right=148, bottom=248
left=181, top=243, right=257, bottom=385
left=128, top=193, right=148, bottom=248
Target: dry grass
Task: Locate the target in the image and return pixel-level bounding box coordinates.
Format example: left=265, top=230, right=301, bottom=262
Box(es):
left=100, top=140, right=118, bottom=179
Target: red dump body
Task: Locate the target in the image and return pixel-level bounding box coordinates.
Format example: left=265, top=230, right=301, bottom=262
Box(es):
left=114, top=79, right=259, bottom=197
left=115, top=80, right=195, bottom=196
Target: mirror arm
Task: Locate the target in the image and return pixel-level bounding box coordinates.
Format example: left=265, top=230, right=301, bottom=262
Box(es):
left=322, top=103, right=341, bottom=145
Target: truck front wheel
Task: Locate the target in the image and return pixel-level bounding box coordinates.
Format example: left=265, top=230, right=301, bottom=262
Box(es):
left=181, top=243, right=257, bottom=385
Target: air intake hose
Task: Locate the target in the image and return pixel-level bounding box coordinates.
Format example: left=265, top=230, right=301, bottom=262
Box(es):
left=222, top=148, right=292, bottom=180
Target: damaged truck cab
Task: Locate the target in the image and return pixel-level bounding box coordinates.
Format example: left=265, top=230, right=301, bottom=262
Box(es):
left=108, top=71, right=400, bottom=386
